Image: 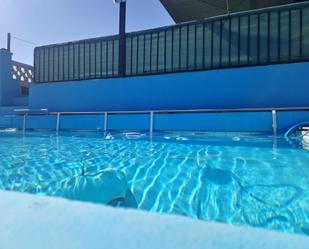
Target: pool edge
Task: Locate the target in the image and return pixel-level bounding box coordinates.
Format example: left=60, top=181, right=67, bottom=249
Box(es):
left=0, top=190, right=308, bottom=249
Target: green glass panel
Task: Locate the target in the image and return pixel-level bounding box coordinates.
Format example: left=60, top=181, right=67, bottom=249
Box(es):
left=230, top=17, right=239, bottom=65
left=158, top=31, right=165, bottom=72
left=48, top=47, right=54, bottom=82
left=53, top=47, right=59, bottom=81
left=239, top=16, right=249, bottom=65
left=39, top=49, right=44, bottom=82
left=113, top=39, right=119, bottom=76
left=280, top=11, right=289, bottom=61
left=221, top=19, right=230, bottom=66
left=73, top=44, right=79, bottom=80
left=90, top=42, right=96, bottom=78
left=107, top=40, right=113, bottom=76
left=44, top=48, right=49, bottom=82
left=249, top=14, right=258, bottom=64
left=125, top=37, right=132, bottom=75
left=290, top=9, right=300, bottom=59
left=204, top=22, right=212, bottom=68
left=101, top=41, right=107, bottom=77
left=188, top=24, right=196, bottom=69
left=165, top=30, right=173, bottom=72
left=302, top=7, right=309, bottom=57
left=68, top=44, right=74, bottom=80
left=195, top=24, right=203, bottom=69
left=180, top=25, right=188, bottom=70
left=151, top=33, right=158, bottom=72
left=269, top=11, right=279, bottom=62
left=212, top=21, right=221, bottom=67
left=63, top=45, right=69, bottom=80
left=79, top=43, right=85, bottom=79
left=259, top=13, right=269, bottom=64
left=58, top=46, right=64, bottom=81
left=131, top=36, right=138, bottom=74
left=84, top=43, right=90, bottom=78
left=144, top=34, right=151, bottom=73
left=95, top=42, right=102, bottom=78
left=137, top=35, right=145, bottom=74
left=172, top=28, right=180, bottom=71
left=34, top=49, right=40, bottom=82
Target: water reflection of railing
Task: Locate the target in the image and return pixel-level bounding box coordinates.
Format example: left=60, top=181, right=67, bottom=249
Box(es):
left=12, top=61, right=34, bottom=96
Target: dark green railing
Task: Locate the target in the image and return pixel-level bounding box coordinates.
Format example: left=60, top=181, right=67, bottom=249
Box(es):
left=34, top=2, right=309, bottom=83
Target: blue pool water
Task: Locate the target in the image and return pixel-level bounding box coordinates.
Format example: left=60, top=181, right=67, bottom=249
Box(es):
left=0, top=130, right=308, bottom=235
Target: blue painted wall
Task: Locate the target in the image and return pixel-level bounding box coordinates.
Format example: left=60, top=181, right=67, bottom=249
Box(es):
left=154, top=112, right=272, bottom=132
left=277, top=111, right=309, bottom=132
left=29, top=62, right=309, bottom=112
left=13, top=96, right=28, bottom=106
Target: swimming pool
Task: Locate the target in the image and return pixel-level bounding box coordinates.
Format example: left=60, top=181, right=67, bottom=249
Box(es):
left=0, top=130, right=308, bottom=235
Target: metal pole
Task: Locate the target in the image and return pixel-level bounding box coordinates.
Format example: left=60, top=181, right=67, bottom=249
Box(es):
left=22, top=114, right=27, bottom=133
left=104, top=112, right=108, bottom=132
left=150, top=111, right=154, bottom=137
left=118, top=1, right=126, bottom=77
left=56, top=113, right=61, bottom=132
left=7, top=33, right=11, bottom=52
left=272, top=110, right=277, bottom=136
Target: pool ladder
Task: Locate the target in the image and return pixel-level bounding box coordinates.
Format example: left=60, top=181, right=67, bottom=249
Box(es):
left=285, top=122, right=309, bottom=138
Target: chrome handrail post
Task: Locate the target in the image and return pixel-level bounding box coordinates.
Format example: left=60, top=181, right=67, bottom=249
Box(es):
left=22, top=114, right=27, bottom=133
left=56, top=112, right=61, bottom=133
left=104, top=112, right=108, bottom=132
left=150, top=111, right=154, bottom=139
left=272, top=110, right=277, bottom=136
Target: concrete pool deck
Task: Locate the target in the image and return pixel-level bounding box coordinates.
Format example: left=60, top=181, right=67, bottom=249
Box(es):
left=0, top=190, right=308, bottom=249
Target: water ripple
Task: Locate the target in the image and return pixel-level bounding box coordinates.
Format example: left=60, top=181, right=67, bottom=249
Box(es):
left=0, top=130, right=308, bottom=235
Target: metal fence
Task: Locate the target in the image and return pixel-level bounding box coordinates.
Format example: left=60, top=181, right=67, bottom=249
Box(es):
left=34, top=2, right=309, bottom=83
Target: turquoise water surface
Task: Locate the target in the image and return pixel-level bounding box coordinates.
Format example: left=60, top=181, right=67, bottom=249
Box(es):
left=0, top=130, right=308, bottom=235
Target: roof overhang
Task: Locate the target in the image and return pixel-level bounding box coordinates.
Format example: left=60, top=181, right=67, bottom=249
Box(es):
left=160, top=0, right=301, bottom=23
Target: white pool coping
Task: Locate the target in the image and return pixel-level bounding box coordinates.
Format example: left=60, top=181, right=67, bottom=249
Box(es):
left=0, top=190, right=308, bottom=249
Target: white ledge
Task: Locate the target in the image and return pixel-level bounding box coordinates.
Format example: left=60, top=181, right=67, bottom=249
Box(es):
left=0, top=190, right=308, bottom=249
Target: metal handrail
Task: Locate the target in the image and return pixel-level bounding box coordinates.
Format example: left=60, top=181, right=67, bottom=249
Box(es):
left=47, top=106, right=309, bottom=116
left=7, top=106, right=309, bottom=135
